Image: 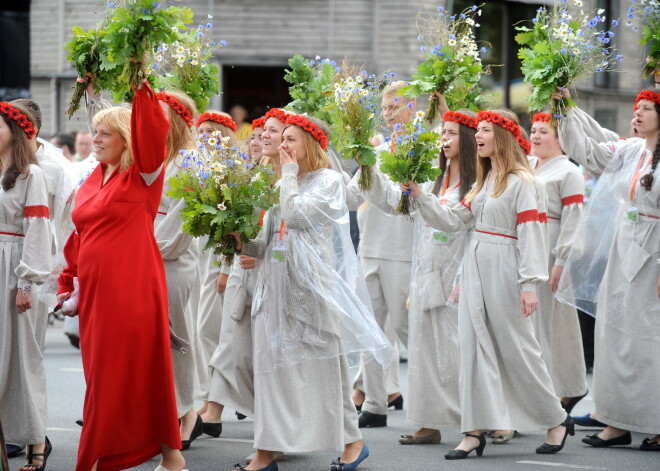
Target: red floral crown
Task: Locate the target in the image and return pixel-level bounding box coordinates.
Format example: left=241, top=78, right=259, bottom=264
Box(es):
left=477, top=111, right=530, bottom=154
left=196, top=112, right=237, bottom=132
left=0, top=102, right=37, bottom=139
left=156, top=92, right=193, bottom=128
left=286, top=114, right=329, bottom=150
left=634, top=89, right=660, bottom=111
left=443, top=111, right=478, bottom=129
left=532, top=112, right=552, bottom=123
left=251, top=117, right=266, bottom=130
left=264, top=108, right=291, bottom=124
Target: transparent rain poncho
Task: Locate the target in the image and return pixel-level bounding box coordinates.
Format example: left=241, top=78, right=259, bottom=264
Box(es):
left=246, top=163, right=393, bottom=372
left=556, top=133, right=660, bottom=340
left=363, top=169, right=469, bottom=377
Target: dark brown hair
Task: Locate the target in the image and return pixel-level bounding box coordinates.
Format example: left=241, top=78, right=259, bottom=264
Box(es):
left=1, top=103, right=38, bottom=191
left=431, top=109, right=478, bottom=199
left=639, top=93, right=660, bottom=191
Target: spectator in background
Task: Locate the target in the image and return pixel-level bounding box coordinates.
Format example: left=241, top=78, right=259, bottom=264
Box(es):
left=74, top=131, right=93, bottom=162
left=229, top=105, right=253, bottom=141
left=50, top=132, right=76, bottom=162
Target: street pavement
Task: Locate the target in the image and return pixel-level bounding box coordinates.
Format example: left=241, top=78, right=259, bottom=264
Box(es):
left=8, top=321, right=659, bottom=471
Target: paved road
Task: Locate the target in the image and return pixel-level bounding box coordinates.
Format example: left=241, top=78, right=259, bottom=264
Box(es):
left=8, top=321, right=659, bottom=471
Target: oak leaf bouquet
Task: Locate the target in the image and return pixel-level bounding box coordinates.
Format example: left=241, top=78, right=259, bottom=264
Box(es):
left=167, top=133, right=279, bottom=264
left=284, top=54, right=338, bottom=126
left=65, top=0, right=193, bottom=116
left=330, top=64, right=385, bottom=191
left=516, top=0, right=621, bottom=122
left=379, top=115, right=443, bottom=216
left=402, top=5, right=488, bottom=124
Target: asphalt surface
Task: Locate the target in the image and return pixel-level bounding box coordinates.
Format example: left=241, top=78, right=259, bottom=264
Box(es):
left=7, top=321, right=659, bottom=471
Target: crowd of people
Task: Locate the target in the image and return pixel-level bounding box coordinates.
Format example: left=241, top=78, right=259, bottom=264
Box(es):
left=0, top=64, right=658, bottom=471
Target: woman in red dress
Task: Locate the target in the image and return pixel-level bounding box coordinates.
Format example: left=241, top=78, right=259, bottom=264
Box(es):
left=57, top=83, right=186, bottom=471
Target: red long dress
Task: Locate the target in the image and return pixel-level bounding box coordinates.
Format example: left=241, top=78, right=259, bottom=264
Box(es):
left=58, top=84, right=181, bottom=471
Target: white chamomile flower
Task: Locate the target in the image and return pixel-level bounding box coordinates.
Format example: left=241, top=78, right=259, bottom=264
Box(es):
left=415, top=111, right=424, bottom=119
left=207, top=137, right=218, bottom=146
left=448, top=38, right=457, bottom=46
left=217, top=203, right=227, bottom=211
left=220, top=183, right=228, bottom=190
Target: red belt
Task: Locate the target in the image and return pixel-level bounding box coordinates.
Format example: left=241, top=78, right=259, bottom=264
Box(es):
left=640, top=213, right=659, bottom=220
left=475, top=229, right=518, bottom=240
left=157, top=211, right=167, bottom=216
left=0, top=231, right=24, bottom=237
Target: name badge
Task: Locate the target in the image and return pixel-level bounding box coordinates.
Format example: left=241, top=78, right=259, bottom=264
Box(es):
left=432, top=231, right=449, bottom=244
left=271, top=240, right=288, bottom=263
left=626, top=207, right=638, bottom=223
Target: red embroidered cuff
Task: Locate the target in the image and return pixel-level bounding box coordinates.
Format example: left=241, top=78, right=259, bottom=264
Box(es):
left=561, top=194, right=584, bottom=206
left=517, top=209, right=540, bottom=224
left=24, top=205, right=50, bottom=218
left=460, top=199, right=472, bottom=210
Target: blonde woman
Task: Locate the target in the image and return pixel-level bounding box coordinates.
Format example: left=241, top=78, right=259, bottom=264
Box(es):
left=233, top=114, right=391, bottom=471
left=405, top=110, right=571, bottom=459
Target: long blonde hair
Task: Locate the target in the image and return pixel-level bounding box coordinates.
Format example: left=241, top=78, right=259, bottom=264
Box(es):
left=465, top=109, right=534, bottom=203
left=92, top=106, right=133, bottom=172
left=162, top=90, right=197, bottom=166
left=283, top=115, right=330, bottom=172
left=196, top=110, right=241, bottom=149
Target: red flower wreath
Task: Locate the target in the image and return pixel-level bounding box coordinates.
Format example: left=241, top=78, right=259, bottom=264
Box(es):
left=532, top=112, right=552, bottom=124
left=156, top=92, right=194, bottom=128
left=634, top=89, right=660, bottom=111
left=196, top=112, right=237, bottom=132
left=264, top=108, right=291, bottom=124
left=0, top=102, right=37, bottom=139
left=443, top=111, right=478, bottom=129
left=285, top=114, right=329, bottom=150
left=477, top=111, right=530, bottom=153
left=251, top=117, right=266, bottom=130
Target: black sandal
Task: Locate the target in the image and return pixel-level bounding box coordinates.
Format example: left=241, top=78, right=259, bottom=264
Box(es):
left=20, top=436, right=52, bottom=471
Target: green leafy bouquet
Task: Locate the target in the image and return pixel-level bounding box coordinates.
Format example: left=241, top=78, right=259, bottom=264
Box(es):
left=402, top=5, right=488, bottom=124
left=151, top=16, right=223, bottom=112
left=168, top=133, right=279, bottom=264
left=284, top=54, right=338, bottom=125
left=625, top=0, right=660, bottom=78
left=65, top=0, right=193, bottom=116
left=330, top=64, right=384, bottom=191
left=379, top=116, right=443, bottom=215
left=516, top=0, right=621, bottom=121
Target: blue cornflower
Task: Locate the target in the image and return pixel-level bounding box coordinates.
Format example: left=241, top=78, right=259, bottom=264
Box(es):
left=108, top=1, right=115, bottom=7
left=480, top=46, right=487, bottom=53
left=417, top=34, right=424, bottom=41
left=616, top=54, right=624, bottom=61
left=335, top=67, right=341, bottom=72
left=309, top=60, right=316, bottom=66
left=449, top=15, right=456, bottom=20
left=199, top=171, right=210, bottom=179
left=612, top=19, right=619, bottom=26
left=152, top=63, right=160, bottom=70
left=142, top=8, right=149, bottom=14
left=407, top=102, right=414, bottom=109
left=331, top=60, right=337, bottom=66
left=403, top=190, right=412, bottom=196
left=206, top=22, right=213, bottom=28
left=437, top=6, right=445, bottom=11
left=472, top=5, right=478, bottom=11
left=219, top=40, right=227, bottom=47
left=532, top=18, right=538, bottom=22
left=460, top=13, right=467, bottom=19
left=153, top=2, right=160, bottom=8
left=595, top=67, right=603, bottom=72
left=420, top=45, right=427, bottom=52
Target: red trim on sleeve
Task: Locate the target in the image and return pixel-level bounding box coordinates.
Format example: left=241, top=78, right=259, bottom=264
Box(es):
left=539, top=212, right=548, bottom=223
left=561, top=194, right=584, bottom=206
left=24, top=205, right=50, bottom=218
left=460, top=199, right=471, bottom=210
left=517, top=209, right=540, bottom=224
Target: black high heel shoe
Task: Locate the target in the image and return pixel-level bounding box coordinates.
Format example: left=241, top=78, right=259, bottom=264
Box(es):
left=536, top=415, right=575, bottom=454
left=444, top=433, right=486, bottom=460
left=181, top=414, right=204, bottom=450
left=561, top=391, right=588, bottom=414
left=202, top=420, right=223, bottom=437
left=388, top=395, right=404, bottom=410
left=19, top=436, right=52, bottom=471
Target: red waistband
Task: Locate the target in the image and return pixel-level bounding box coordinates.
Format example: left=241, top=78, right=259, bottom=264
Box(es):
left=640, top=212, right=659, bottom=220
left=475, top=229, right=518, bottom=240
left=157, top=211, right=167, bottom=216
left=0, top=231, right=25, bottom=237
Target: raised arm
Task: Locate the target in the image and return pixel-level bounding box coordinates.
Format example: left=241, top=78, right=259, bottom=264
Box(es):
left=558, top=109, right=619, bottom=174
left=131, top=82, right=170, bottom=175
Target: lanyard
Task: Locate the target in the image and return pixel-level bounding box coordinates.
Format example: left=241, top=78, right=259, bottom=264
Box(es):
left=441, top=168, right=460, bottom=198
left=279, top=220, right=286, bottom=240
left=629, top=151, right=652, bottom=202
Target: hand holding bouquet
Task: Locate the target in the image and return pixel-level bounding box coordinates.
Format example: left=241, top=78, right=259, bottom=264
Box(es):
left=168, top=133, right=279, bottom=264
left=516, top=0, right=621, bottom=121
left=379, top=114, right=443, bottom=215
left=402, top=5, right=488, bottom=123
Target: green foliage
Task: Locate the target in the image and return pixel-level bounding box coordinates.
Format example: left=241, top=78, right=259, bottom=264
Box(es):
left=64, top=0, right=193, bottom=115
left=168, top=136, right=279, bottom=264
left=628, top=0, right=660, bottom=78
left=402, top=5, right=489, bottom=122
left=515, top=2, right=619, bottom=120
left=284, top=54, right=337, bottom=125
left=379, top=119, right=443, bottom=215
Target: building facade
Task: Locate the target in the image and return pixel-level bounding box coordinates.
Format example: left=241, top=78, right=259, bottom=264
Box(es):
left=29, top=0, right=651, bottom=136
